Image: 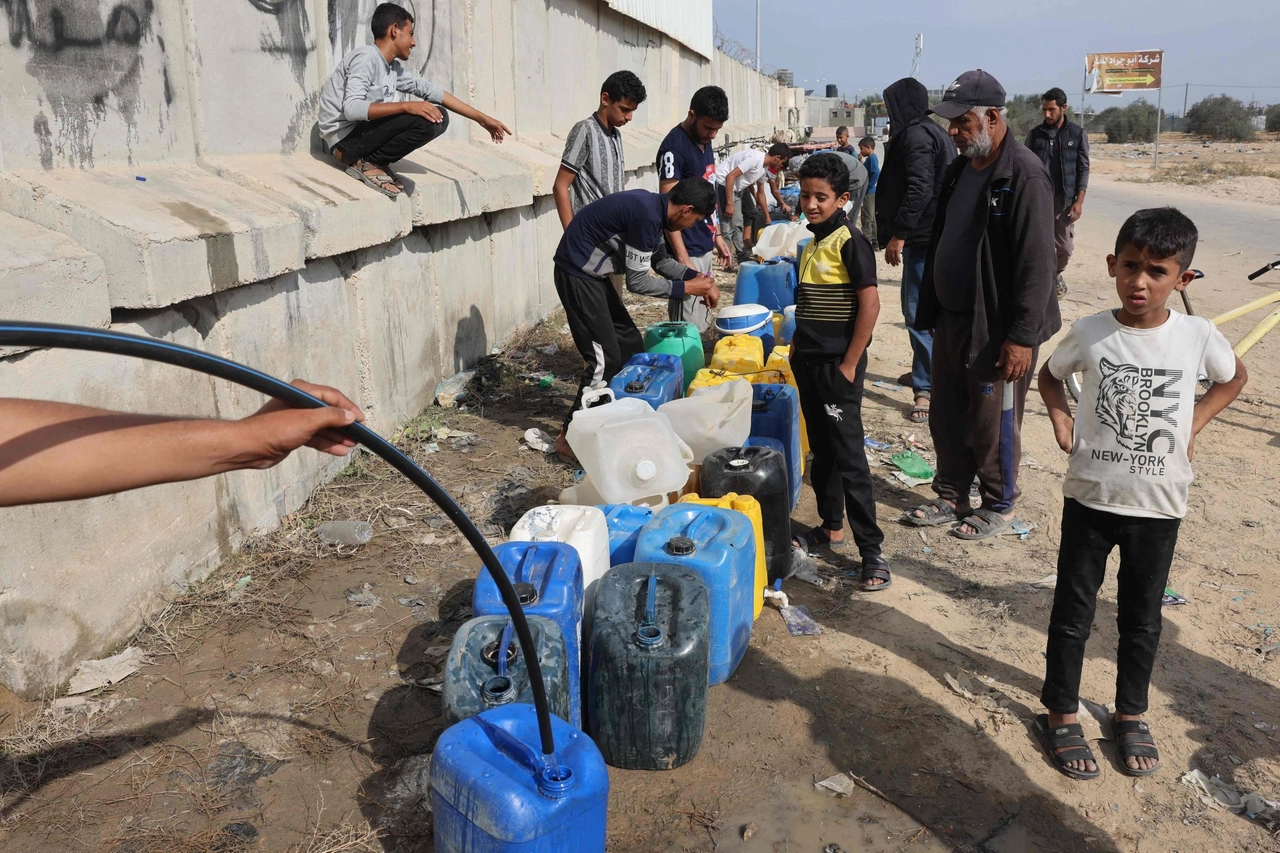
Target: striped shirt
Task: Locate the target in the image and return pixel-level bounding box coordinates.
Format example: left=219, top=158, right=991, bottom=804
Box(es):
left=793, top=209, right=878, bottom=357
left=561, top=114, right=626, bottom=213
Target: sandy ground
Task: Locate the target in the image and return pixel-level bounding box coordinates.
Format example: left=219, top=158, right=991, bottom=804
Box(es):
left=1, top=176, right=1280, bottom=853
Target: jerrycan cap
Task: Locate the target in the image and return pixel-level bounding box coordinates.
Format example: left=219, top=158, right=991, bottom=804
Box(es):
left=665, top=535, right=696, bottom=556
left=730, top=457, right=750, bottom=468
left=513, top=582, right=538, bottom=605
left=634, top=459, right=657, bottom=482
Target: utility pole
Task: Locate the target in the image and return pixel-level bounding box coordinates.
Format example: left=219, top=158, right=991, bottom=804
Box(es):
left=755, top=0, right=760, bottom=71
left=910, top=34, right=923, bottom=80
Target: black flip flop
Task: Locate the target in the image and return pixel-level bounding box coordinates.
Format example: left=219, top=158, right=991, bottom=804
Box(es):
left=792, top=526, right=848, bottom=554
left=860, top=555, right=892, bottom=592
left=1034, top=714, right=1101, bottom=780
left=1112, top=717, right=1160, bottom=777
left=903, top=497, right=968, bottom=528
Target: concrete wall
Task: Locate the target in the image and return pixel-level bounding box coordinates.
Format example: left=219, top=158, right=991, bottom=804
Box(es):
left=0, top=0, right=794, bottom=697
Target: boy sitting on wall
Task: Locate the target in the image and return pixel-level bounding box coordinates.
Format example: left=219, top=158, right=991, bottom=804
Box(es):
left=318, top=2, right=511, bottom=198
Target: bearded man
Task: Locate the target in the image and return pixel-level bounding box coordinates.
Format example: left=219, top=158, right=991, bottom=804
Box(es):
left=904, top=69, right=1060, bottom=540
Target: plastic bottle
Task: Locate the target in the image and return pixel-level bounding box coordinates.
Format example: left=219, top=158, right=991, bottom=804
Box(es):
left=315, top=520, right=373, bottom=546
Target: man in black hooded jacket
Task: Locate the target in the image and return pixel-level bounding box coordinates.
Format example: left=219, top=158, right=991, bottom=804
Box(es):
left=876, top=78, right=956, bottom=423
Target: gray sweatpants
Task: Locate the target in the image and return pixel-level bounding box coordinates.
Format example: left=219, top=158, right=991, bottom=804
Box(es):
left=928, top=311, right=1038, bottom=514
left=653, top=245, right=714, bottom=332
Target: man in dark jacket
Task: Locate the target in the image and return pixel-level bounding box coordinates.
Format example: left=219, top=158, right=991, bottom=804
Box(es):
left=906, top=70, right=1060, bottom=540
left=876, top=78, right=957, bottom=423
left=1025, top=87, right=1090, bottom=296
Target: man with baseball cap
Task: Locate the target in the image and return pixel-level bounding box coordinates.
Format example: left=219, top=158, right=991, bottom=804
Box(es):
left=905, top=69, right=1060, bottom=540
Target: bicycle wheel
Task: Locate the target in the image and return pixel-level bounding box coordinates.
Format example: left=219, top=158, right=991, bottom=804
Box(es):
left=1066, top=371, right=1083, bottom=402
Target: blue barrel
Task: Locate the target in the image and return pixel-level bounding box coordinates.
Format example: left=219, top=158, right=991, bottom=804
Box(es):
left=475, top=542, right=585, bottom=728
left=442, top=616, right=574, bottom=727
left=597, top=504, right=655, bottom=566
left=608, top=353, right=684, bottom=408
left=634, top=505, right=755, bottom=684
left=789, top=237, right=812, bottom=286
left=431, top=704, right=608, bottom=852
left=734, top=260, right=796, bottom=312
left=751, top=384, right=802, bottom=511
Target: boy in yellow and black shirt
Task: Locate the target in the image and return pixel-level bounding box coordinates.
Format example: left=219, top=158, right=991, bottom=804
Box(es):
left=791, top=153, right=890, bottom=590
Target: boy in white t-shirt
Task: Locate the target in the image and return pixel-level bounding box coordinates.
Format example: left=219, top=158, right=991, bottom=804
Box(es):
left=1036, top=207, right=1247, bottom=780
left=715, top=143, right=793, bottom=260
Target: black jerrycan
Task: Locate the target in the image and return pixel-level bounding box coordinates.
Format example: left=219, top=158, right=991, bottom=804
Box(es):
left=587, top=563, right=710, bottom=770
left=701, top=446, right=791, bottom=583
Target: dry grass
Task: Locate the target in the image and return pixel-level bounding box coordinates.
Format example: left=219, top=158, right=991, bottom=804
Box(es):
left=1124, top=160, right=1280, bottom=185
left=0, top=705, right=111, bottom=809
left=286, top=822, right=384, bottom=853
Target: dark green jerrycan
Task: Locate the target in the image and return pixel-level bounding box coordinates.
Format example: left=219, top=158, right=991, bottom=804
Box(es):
left=587, top=563, right=710, bottom=770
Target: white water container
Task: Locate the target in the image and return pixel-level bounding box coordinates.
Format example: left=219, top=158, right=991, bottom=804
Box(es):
left=752, top=221, right=806, bottom=260
left=510, top=505, right=611, bottom=597
left=566, top=398, right=692, bottom=505
left=559, top=477, right=669, bottom=510
left=658, top=379, right=754, bottom=463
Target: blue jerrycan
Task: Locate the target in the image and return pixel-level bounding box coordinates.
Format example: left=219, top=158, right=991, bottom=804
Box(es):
left=734, top=259, right=797, bottom=311
left=588, top=564, right=710, bottom=769
left=442, top=616, right=573, bottom=726
left=598, top=504, right=655, bottom=566
left=633, top=505, right=755, bottom=684
left=750, top=383, right=802, bottom=510
left=431, top=703, right=608, bottom=852
left=474, top=542, right=585, bottom=728
left=608, top=353, right=684, bottom=408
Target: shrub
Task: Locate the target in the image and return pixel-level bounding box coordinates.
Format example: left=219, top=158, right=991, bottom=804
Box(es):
left=1266, top=104, right=1280, bottom=133
left=1187, top=95, right=1256, bottom=141
left=1103, top=100, right=1160, bottom=143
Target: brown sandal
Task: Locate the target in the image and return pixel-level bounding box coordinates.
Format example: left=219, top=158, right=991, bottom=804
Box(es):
left=910, top=393, right=930, bottom=423
left=345, top=160, right=400, bottom=199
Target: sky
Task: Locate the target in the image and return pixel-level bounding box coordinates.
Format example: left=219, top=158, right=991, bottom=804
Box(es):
left=712, top=0, right=1280, bottom=113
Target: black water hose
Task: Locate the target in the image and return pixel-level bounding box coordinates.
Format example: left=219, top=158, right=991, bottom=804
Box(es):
left=0, top=321, right=559, bottom=759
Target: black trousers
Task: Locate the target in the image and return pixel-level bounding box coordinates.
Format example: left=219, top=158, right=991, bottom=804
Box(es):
left=1041, top=498, right=1181, bottom=715
left=332, top=111, right=450, bottom=167
left=555, top=266, right=644, bottom=431
left=791, top=350, right=884, bottom=558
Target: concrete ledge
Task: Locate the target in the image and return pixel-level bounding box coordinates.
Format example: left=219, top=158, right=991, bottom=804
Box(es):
left=487, top=139, right=564, bottom=197
left=0, top=166, right=305, bottom=309
left=0, top=213, right=110, bottom=357
left=395, top=143, right=534, bottom=226
left=202, top=155, right=414, bottom=260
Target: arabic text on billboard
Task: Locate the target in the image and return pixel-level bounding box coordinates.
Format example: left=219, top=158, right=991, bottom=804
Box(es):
left=1085, top=51, right=1163, bottom=91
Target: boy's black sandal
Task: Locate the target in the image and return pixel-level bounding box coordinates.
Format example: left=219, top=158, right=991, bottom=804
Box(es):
left=1034, top=715, right=1101, bottom=780
left=860, top=555, right=892, bottom=591
left=1113, top=718, right=1160, bottom=777
left=792, top=526, right=848, bottom=554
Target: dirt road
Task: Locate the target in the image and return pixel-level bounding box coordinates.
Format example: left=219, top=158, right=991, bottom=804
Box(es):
left=0, top=177, right=1278, bottom=853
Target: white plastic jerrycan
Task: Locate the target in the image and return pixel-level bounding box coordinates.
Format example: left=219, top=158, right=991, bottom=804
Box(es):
left=566, top=397, right=692, bottom=505
left=510, top=505, right=611, bottom=593
left=658, top=379, right=753, bottom=463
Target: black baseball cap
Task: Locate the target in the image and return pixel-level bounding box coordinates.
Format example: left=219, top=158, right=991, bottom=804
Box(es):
left=929, top=69, right=1007, bottom=120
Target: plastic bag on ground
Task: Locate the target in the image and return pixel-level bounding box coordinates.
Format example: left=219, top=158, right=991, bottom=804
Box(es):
left=657, top=379, right=753, bottom=463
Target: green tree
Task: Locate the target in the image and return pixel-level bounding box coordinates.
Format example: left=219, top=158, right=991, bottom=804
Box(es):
left=1265, top=104, right=1280, bottom=133
left=1102, top=99, right=1161, bottom=143
left=1187, top=95, right=1256, bottom=141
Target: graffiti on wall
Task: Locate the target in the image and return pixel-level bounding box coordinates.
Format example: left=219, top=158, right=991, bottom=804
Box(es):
left=1, top=0, right=158, bottom=168
left=327, top=0, right=435, bottom=76
left=246, top=0, right=313, bottom=88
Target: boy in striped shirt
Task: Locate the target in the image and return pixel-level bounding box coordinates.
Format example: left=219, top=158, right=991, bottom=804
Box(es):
left=790, top=154, right=890, bottom=590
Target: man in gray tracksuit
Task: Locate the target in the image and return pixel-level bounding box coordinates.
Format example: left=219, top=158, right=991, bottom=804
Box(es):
left=906, top=70, right=1061, bottom=540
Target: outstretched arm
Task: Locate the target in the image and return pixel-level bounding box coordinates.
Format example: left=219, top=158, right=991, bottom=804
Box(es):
left=441, top=93, right=510, bottom=142
left=0, top=380, right=363, bottom=507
